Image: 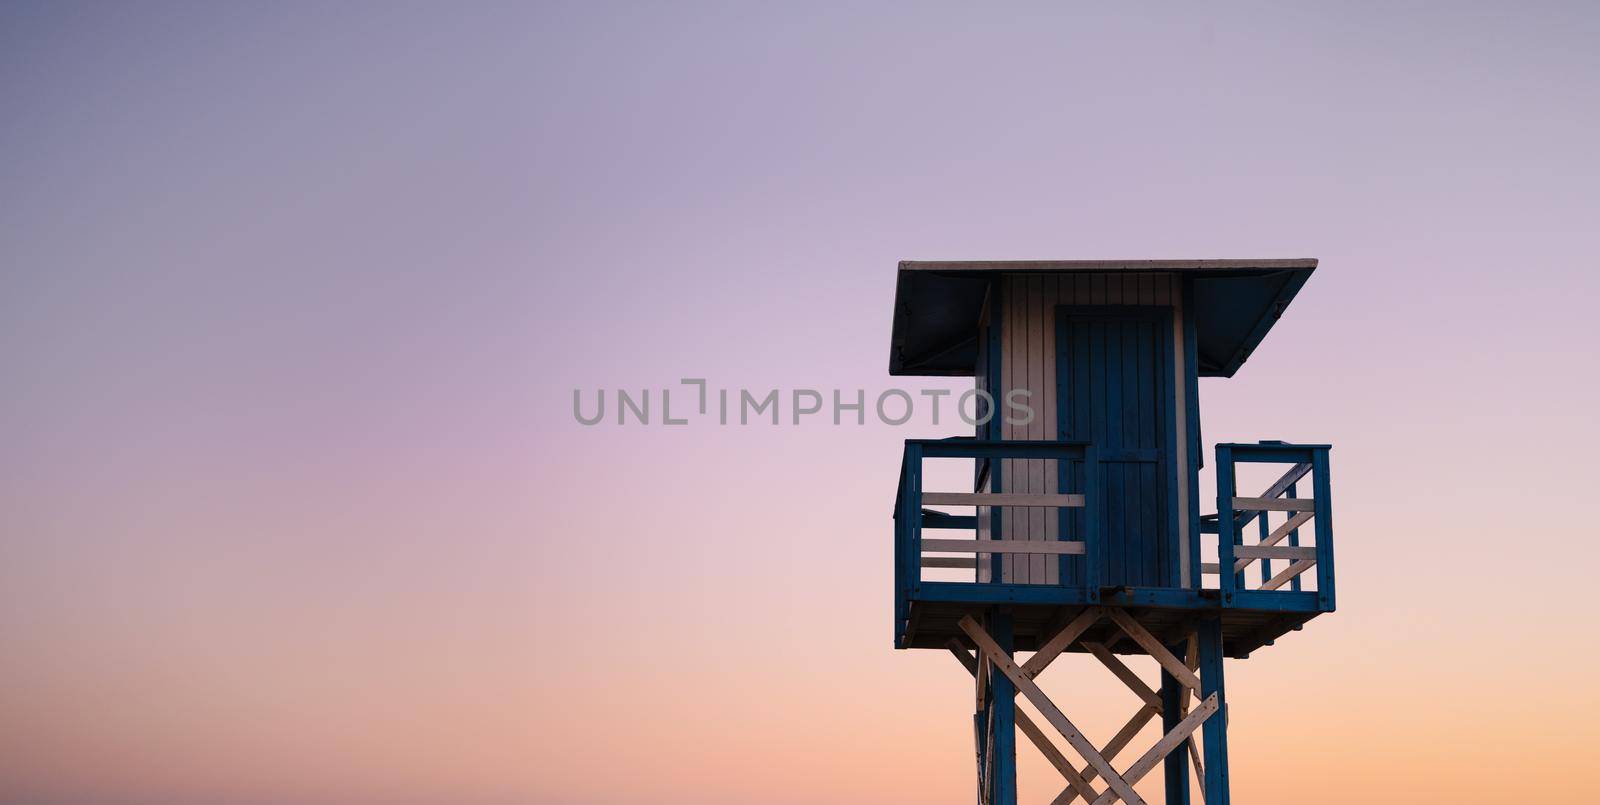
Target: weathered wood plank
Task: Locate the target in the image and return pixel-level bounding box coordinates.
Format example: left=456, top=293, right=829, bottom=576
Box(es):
left=1232, top=510, right=1314, bottom=572
left=1083, top=642, right=1162, bottom=709
left=923, top=539, right=1086, bottom=555
left=922, top=557, right=979, bottom=569
left=1019, top=707, right=1103, bottom=802
left=1232, top=545, right=1316, bottom=561
left=1183, top=635, right=1205, bottom=803
left=925, top=492, right=1086, bottom=508
left=1105, top=608, right=1202, bottom=693
left=949, top=640, right=1101, bottom=801
left=1231, top=496, right=1314, bottom=512
left=959, top=616, right=1145, bottom=805
left=1052, top=704, right=1160, bottom=805
left=1227, top=462, right=1313, bottom=532
left=1023, top=608, right=1103, bottom=678
left=1089, top=694, right=1220, bottom=805
left=1261, top=559, right=1317, bottom=591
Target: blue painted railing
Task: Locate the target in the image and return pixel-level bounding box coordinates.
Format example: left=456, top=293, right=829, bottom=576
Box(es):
left=1210, top=442, right=1335, bottom=613
left=894, top=438, right=1099, bottom=646
left=894, top=438, right=1336, bottom=646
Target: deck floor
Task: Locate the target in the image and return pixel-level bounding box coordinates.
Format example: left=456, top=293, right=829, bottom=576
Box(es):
left=903, top=598, right=1320, bottom=658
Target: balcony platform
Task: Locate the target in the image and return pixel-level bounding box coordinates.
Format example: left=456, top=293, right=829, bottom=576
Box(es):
left=900, top=589, right=1323, bottom=658
left=894, top=439, right=1337, bottom=659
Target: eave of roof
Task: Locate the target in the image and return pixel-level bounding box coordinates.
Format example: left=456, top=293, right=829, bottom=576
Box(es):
left=899, top=258, right=1318, bottom=273
left=889, top=259, right=1317, bottom=378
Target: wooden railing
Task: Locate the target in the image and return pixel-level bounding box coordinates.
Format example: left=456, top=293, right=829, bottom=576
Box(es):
left=894, top=439, right=1099, bottom=629
left=1203, top=441, right=1335, bottom=611
left=894, top=438, right=1335, bottom=646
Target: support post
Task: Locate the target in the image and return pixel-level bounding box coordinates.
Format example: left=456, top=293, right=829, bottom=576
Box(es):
left=1312, top=447, right=1336, bottom=612
left=974, top=709, right=988, bottom=803
left=1215, top=446, right=1238, bottom=606
left=1160, top=643, right=1191, bottom=805
left=986, top=609, right=1017, bottom=805
left=1198, top=618, right=1230, bottom=805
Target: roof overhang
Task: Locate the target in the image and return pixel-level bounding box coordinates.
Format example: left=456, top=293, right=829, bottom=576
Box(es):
left=889, top=259, right=1317, bottom=378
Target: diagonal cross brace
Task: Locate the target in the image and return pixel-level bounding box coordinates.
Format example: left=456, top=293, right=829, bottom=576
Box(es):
left=1083, top=642, right=1162, bottom=710
left=959, top=615, right=1146, bottom=805
left=1046, top=616, right=1217, bottom=805
left=1050, top=703, right=1159, bottom=805
left=948, top=641, right=1101, bottom=803
left=1024, top=607, right=1103, bottom=679
left=1089, top=693, right=1219, bottom=805
left=1105, top=609, right=1201, bottom=693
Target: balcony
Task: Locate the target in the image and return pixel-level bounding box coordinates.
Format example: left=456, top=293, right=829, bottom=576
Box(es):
left=893, top=438, right=1334, bottom=656
left=1200, top=441, right=1336, bottom=613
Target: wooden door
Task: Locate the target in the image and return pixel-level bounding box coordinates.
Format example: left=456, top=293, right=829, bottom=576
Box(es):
left=1056, top=306, right=1178, bottom=588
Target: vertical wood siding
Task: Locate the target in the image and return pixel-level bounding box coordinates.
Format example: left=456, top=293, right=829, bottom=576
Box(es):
left=994, top=272, right=1191, bottom=586
left=975, top=291, right=992, bottom=583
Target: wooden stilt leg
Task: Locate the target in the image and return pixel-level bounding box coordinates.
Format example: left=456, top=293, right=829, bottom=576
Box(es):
left=1198, top=618, right=1230, bottom=805
left=1161, top=642, right=1192, bottom=805
left=950, top=612, right=1222, bottom=805
left=1183, top=636, right=1206, bottom=802
left=986, top=610, right=1018, bottom=805
left=949, top=641, right=1102, bottom=803
left=974, top=710, right=987, bottom=805
left=960, top=615, right=1145, bottom=805
left=984, top=706, right=995, bottom=805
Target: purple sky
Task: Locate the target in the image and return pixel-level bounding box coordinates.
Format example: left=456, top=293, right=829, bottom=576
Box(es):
left=4, top=3, right=1598, bottom=803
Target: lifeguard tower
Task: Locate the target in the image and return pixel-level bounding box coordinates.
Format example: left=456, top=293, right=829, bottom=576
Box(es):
left=890, top=259, right=1335, bottom=804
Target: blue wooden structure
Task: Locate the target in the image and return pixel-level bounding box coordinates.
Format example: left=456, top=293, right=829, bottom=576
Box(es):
left=889, top=260, right=1335, bottom=804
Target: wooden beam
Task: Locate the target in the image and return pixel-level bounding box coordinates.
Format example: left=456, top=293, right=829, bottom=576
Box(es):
left=949, top=642, right=994, bottom=804
left=1232, top=545, right=1315, bottom=561
left=1018, top=707, right=1104, bottom=803
left=977, top=648, right=989, bottom=712
left=1083, top=642, right=1162, bottom=710
left=984, top=706, right=995, bottom=805
left=1023, top=608, right=1103, bottom=678
left=1063, top=629, right=1207, bottom=803
left=924, top=492, right=1085, bottom=508
left=1105, top=609, right=1202, bottom=693
left=1182, top=634, right=1205, bottom=804
left=974, top=715, right=985, bottom=805
left=1090, top=694, right=1219, bottom=805
left=948, top=639, right=979, bottom=674
left=1188, top=738, right=1206, bottom=803
left=1261, top=559, right=1317, bottom=591
left=959, top=616, right=1146, bottom=805
left=1232, top=510, right=1314, bottom=572
left=1226, top=462, right=1312, bottom=531
left=1231, top=496, right=1314, bottom=512
left=1052, top=704, right=1160, bottom=805
left=949, top=641, right=1102, bottom=803
left=1266, top=509, right=1314, bottom=543
left=1254, top=462, right=1312, bottom=505
left=922, top=557, right=979, bottom=569
left=922, top=538, right=1086, bottom=555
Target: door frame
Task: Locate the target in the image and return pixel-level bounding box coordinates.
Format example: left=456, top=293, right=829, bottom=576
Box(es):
left=1053, top=304, right=1183, bottom=589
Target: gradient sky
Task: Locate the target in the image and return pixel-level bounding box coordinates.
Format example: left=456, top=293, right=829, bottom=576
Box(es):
left=3, top=2, right=1598, bottom=803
